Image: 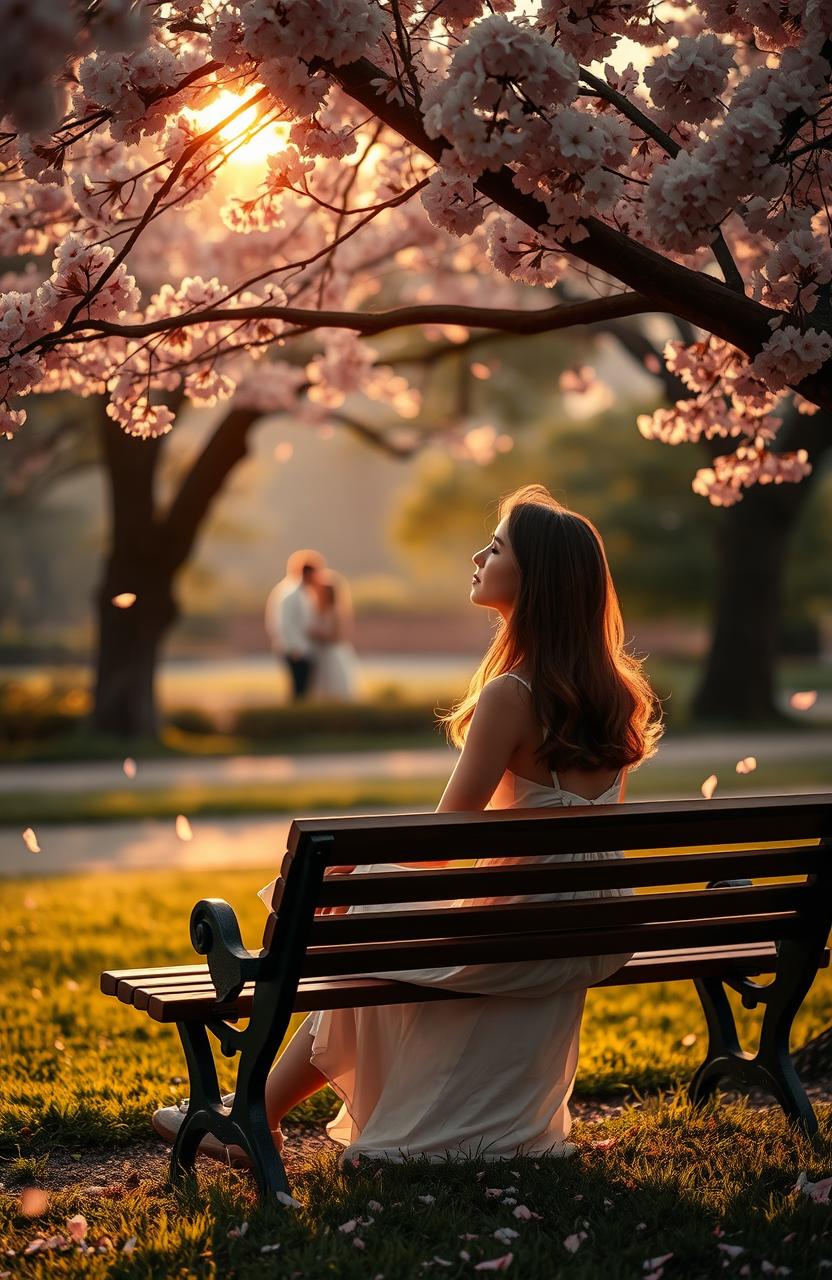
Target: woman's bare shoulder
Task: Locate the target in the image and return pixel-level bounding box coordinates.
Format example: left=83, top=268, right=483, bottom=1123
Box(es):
left=478, top=672, right=533, bottom=710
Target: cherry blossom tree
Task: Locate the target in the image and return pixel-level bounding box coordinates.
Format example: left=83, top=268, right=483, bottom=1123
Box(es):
left=3, top=0, right=832, bottom=732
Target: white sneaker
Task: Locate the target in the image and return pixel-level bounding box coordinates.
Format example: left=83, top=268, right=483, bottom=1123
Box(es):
left=151, top=1093, right=236, bottom=1143
left=151, top=1094, right=285, bottom=1164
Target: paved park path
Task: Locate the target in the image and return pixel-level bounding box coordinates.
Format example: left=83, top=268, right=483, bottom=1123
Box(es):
left=1, top=731, right=830, bottom=877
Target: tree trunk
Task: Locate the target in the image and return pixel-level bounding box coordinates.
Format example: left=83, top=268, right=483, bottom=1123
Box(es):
left=90, top=401, right=173, bottom=738
left=92, top=567, right=177, bottom=737
left=690, top=488, right=790, bottom=724
left=692, top=405, right=832, bottom=724
left=89, top=397, right=260, bottom=738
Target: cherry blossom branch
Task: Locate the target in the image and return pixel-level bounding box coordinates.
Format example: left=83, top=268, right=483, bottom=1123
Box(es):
left=576, top=65, right=744, bottom=294
left=63, top=291, right=656, bottom=343
left=323, top=56, right=832, bottom=411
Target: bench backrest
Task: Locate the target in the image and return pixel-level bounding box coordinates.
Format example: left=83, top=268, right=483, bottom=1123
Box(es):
left=257, top=794, right=832, bottom=982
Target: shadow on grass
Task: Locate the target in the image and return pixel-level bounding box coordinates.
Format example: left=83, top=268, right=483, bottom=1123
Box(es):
left=4, top=1094, right=832, bottom=1279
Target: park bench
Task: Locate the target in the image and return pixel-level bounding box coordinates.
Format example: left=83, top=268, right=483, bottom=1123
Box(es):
left=101, top=793, right=832, bottom=1199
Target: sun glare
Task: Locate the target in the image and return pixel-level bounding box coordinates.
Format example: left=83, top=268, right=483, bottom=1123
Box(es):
left=188, top=88, right=290, bottom=168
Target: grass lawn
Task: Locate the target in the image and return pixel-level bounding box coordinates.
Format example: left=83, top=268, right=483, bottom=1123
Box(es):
left=2, top=869, right=832, bottom=1276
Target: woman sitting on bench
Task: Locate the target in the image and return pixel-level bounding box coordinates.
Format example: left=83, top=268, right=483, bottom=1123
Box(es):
left=152, top=483, right=664, bottom=1167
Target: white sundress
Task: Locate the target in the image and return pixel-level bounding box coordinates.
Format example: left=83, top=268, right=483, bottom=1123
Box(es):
left=258, top=675, right=633, bottom=1167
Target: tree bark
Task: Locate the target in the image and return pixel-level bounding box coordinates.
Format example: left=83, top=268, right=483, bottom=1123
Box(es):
left=90, top=401, right=174, bottom=737
left=92, top=567, right=178, bottom=737
left=90, top=398, right=260, bottom=738
left=692, top=405, right=832, bottom=723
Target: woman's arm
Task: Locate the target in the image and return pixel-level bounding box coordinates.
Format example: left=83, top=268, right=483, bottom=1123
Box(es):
left=400, top=676, right=529, bottom=869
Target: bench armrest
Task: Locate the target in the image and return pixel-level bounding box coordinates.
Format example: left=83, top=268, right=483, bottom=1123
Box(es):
left=190, top=898, right=263, bottom=1003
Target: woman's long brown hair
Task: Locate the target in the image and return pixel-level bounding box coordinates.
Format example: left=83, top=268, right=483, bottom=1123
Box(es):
left=441, top=485, right=664, bottom=772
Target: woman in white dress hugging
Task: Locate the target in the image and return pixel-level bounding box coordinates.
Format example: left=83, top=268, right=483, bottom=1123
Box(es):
left=152, top=484, right=663, bottom=1168
left=308, top=570, right=360, bottom=702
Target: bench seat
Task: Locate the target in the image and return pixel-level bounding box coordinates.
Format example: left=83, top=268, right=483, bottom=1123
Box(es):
left=101, top=941, right=829, bottom=1022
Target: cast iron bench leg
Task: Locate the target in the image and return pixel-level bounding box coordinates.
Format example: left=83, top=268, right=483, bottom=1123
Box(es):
left=169, top=1021, right=292, bottom=1197
left=690, top=941, right=821, bottom=1139
left=169, top=1022, right=223, bottom=1183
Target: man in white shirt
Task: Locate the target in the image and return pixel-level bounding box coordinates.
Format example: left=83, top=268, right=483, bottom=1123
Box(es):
left=264, top=550, right=325, bottom=700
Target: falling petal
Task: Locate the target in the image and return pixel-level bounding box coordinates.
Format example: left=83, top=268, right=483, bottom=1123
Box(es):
left=22, top=827, right=41, bottom=854
left=471, top=363, right=492, bottom=380
left=701, top=774, right=718, bottom=800
left=274, top=441, right=293, bottom=462
left=111, top=593, right=137, bottom=609
left=681, top=1033, right=698, bottom=1047
left=122, top=757, right=137, bottom=779
left=175, top=814, right=193, bottom=842
left=790, top=690, right=818, bottom=711
left=122, top=1238, right=137, bottom=1254
left=275, top=1191, right=302, bottom=1209
left=21, top=1189, right=48, bottom=1216
left=735, top=757, right=757, bottom=774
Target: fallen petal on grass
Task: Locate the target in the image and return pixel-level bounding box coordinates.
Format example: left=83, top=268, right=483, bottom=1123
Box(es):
left=66, top=1216, right=87, bottom=1243
left=793, top=1172, right=832, bottom=1203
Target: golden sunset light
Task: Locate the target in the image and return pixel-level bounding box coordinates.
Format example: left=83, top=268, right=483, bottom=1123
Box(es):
left=188, top=87, right=290, bottom=167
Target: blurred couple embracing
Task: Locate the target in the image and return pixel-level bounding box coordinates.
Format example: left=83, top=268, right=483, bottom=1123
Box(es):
left=265, top=549, right=359, bottom=702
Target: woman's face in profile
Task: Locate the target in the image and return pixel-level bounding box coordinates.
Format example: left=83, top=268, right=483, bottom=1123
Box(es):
left=470, top=516, right=521, bottom=613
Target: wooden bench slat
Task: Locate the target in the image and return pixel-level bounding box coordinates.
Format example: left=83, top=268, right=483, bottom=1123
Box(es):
left=288, top=796, right=832, bottom=862
left=314, top=846, right=825, bottom=906
left=106, top=939, right=789, bottom=1011
left=299, top=913, right=805, bottom=978
left=138, top=942, right=820, bottom=1022
left=307, top=884, right=812, bottom=946
left=100, top=965, right=213, bottom=996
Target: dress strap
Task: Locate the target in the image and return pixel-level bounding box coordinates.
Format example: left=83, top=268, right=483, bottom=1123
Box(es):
left=551, top=765, right=624, bottom=796
left=505, top=671, right=532, bottom=692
